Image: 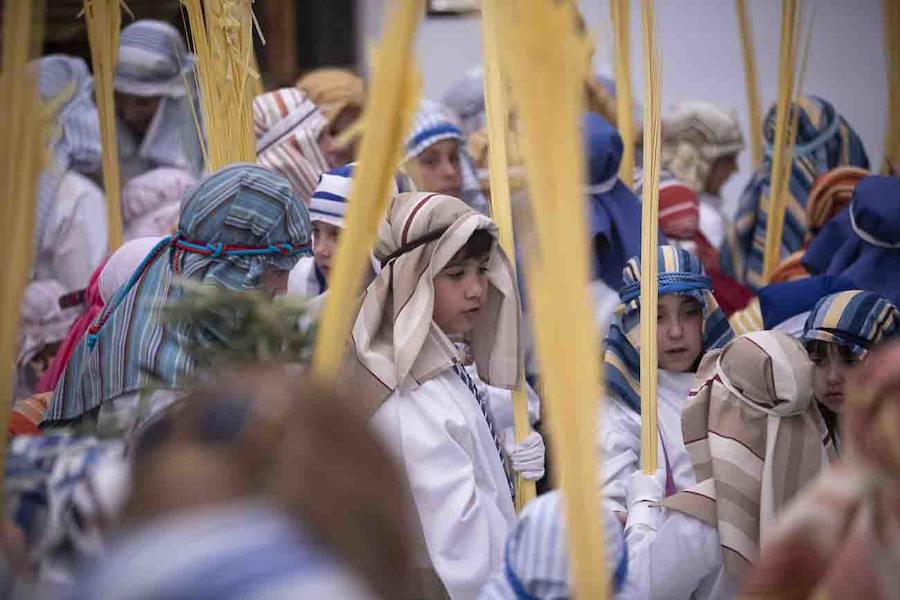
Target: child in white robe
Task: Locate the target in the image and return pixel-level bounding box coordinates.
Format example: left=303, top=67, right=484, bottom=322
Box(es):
left=600, top=245, right=734, bottom=519
left=344, top=192, right=544, bottom=599
left=619, top=331, right=834, bottom=599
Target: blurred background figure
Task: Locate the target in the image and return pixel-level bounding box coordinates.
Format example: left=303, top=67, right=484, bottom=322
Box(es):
left=114, top=20, right=204, bottom=181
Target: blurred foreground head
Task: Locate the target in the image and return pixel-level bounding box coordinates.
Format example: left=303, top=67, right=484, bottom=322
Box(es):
left=127, top=366, right=415, bottom=600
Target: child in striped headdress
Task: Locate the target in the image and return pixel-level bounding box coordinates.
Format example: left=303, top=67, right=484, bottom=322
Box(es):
left=802, top=289, right=899, bottom=451
left=45, top=164, right=312, bottom=431
left=622, top=332, right=833, bottom=598
left=722, top=96, right=869, bottom=290
left=600, top=245, right=734, bottom=519
left=287, top=163, right=413, bottom=298
left=404, top=100, right=489, bottom=214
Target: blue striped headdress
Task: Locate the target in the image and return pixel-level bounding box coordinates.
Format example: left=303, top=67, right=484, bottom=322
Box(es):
left=115, top=20, right=195, bottom=98
left=802, top=290, right=899, bottom=359
left=722, top=96, right=869, bottom=290
left=604, top=245, right=734, bottom=413
left=309, top=163, right=414, bottom=229
left=45, top=164, right=312, bottom=424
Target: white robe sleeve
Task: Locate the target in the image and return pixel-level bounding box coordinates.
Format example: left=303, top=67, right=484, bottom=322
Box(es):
left=371, top=375, right=516, bottom=600
left=597, top=397, right=641, bottom=515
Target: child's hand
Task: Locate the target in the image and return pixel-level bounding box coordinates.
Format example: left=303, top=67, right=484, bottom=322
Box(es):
left=501, top=428, right=545, bottom=481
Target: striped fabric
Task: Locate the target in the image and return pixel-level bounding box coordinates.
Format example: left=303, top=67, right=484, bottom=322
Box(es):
left=477, top=491, right=627, bottom=599
left=635, top=168, right=700, bottom=241
left=344, top=192, right=521, bottom=416
left=662, top=331, right=834, bottom=581
left=45, top=164, right=312, bottom=423
left=661, top=100, right=745, bottom=193
left=254, top=88, right=330, bottom=205
left=115, top=20, right=195, bottom=98
left=722, top=96, right=869, bottom=290
left=64, top=503, right=376, bottom=600
left=741, top=342, right=900, bottom=599
left=5, top=434, right=126, bottom=583
left=768, top=166, right=868, bottom=284
left=114, top=20, right=204, bottom=176
left=604, top=245, right=734, bottom=414
left=406, top=100, right=489, bottom=214
left=32, top=55, right=102, bottom=248
left=802, top=290, right=899, bottom=358
left=309, top=163, right=414, bottom=228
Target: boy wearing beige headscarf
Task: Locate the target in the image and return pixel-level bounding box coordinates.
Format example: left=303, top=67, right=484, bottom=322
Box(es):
left=345, top=192, right=544, bottom=599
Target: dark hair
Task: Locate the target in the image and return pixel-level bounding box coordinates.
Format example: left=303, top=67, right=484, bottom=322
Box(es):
left=451, top=229, right=494, bottom=263
left=804, top=339, right=859, bottom=364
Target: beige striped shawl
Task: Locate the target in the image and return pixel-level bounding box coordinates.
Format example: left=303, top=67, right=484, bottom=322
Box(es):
left=342, top=192, right=521, bottom=416
left=663, top=331, right=835, bottom=582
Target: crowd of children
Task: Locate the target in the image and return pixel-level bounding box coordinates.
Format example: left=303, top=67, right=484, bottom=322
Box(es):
left=5, top=11, right=900, bottom=600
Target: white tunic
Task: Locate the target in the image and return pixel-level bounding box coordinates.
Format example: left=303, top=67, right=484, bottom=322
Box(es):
left=35, top=171, right=108, bottom=293
left=616, top=468, right=736, bottom=600
left=371, top=370, right=517, bottom=600
left=287, top=256, right=322, bottom=298
left=699, top=193, right=727, bottom=250
left=598, top=369, right=697, bottom=515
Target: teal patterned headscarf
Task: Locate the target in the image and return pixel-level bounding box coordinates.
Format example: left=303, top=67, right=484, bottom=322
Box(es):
left=45, top=164, right=311, bottom=423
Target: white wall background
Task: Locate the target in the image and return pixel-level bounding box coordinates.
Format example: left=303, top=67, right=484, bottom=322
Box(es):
left=357, top=0, right=887, bottom=215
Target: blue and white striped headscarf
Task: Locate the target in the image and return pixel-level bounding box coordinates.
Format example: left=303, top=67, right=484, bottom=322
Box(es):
left=802, top=290, right=899, bottom=359
left=309, top=162, right=415, bottom=228
left=46, top=164, right=312, bottom=424
left=722, top=96, right=869, bottom=290
left=32, top=55, right=102, bottom=247
left=604, top=245, right=734, bottom=413
left=405, top=99, right=489, bottom=214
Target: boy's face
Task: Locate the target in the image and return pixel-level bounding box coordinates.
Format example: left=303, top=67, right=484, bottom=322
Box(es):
left=808, top=341, right=858, bottom=413
left=312, top=221, right=341, bottom=281
left=408, top=139, right=463, bottom=198
left=115, top=92, right=161, bottom=137
left=705, top=153, right=739, bottom=196
left=432, top=254, right=490, bottom=336
left=656, top=294, right=704, bottom=372
left=260, top=267, right=289, bottom=297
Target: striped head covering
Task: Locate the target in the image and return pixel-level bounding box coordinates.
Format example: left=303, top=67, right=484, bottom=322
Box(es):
left=635, top=169, right=700, bottom=241
left=661, top=100, right=745, bottom=193
left=662, top=331, right=833, bottom=582
left=604, top=245, right=733, bottom=414
left=45, top=164, right=311, bottom=423
left=254, top=87, right=330, bottom=205
left=802, top=290, right=899, bottom=359
left=803, top=175, right=900, bottom=304
left=17, top=280, right=80, bottom=397
left=723, top=96, right=869, bottom=290
left=769, top=166, right=869, bottom=283
left=343, top=192, right=521, bottom=415
left=478, top=490, right=628, bottom=599
left=32, top=55, right=102, bottom=247
left=741, top=340, right=900, bottom=600
left=295, top=67, right=366, bottom=124
left=584, top=113, right=646, bottom=289
left=114, top=21, right=203, bottom=176
left=115, top=20, right=195, bottom=98
left=309, top=162, right=414, bottom=229
left=405, top=100, right=489, bottom=214
left=122, top=167, right=196, bottom=241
